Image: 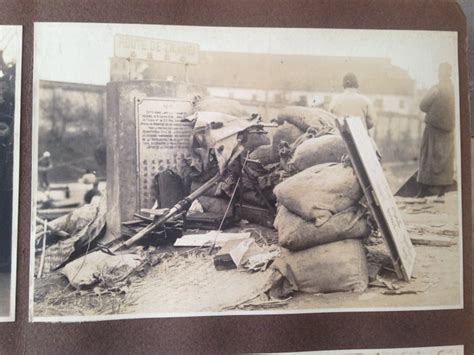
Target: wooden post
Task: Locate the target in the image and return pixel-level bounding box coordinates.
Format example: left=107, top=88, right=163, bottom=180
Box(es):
left=38, top=219, right=48, bottom=278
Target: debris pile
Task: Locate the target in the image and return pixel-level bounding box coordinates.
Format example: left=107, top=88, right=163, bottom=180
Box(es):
left=35, top=197, right=107, bottom=276
left=34, top=99, right=428, bottom=313
left=186, top=97, right=268, bottom=219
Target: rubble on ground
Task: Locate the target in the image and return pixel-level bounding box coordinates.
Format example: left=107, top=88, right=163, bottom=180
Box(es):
left=33, top=99, right=459, bottom=315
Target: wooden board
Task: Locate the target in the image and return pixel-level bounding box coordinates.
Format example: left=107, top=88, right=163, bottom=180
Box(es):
left=173, top=231, right=251, bottom=247
left=410, top=235, right=456, bottom=247
left=337, top=116, right=416, bottom=281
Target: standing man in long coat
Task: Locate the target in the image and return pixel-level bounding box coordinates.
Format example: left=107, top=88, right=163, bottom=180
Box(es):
left=417, top=62, right=455, bottom=197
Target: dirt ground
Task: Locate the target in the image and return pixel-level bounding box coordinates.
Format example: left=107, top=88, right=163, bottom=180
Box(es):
left=124, top=192, right=462, bottom=315
left=33, top=188, right=462, bottom=318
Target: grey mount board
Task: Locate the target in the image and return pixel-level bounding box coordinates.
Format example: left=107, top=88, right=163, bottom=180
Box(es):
left=336, top=116, right=416, bottom=281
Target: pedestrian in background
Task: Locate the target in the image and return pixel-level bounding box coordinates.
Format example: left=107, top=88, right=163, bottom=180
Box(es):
left=416, top=62, right=455, bottom=198
left=329, top=72, right=376, bottom=132
left=38, top=151, right=53, bottom=190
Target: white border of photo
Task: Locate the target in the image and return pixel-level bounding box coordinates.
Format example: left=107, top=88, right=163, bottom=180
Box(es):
left=0, top=25, right=22, bottom=323
left=29, top=23, right=464, bottom=322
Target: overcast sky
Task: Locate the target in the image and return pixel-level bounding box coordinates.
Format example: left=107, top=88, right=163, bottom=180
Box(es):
left=35, top=23, right=458, bottom=90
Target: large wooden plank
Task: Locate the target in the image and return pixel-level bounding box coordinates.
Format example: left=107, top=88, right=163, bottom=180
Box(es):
left=338, top=117, right=416, bottom=281
left=410, top=234, right=456, bottom=247
left=173, top=231, right=251, bottom=247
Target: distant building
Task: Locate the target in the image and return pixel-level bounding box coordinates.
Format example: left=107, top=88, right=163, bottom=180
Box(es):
left=111, top=52, right=417, bottom=118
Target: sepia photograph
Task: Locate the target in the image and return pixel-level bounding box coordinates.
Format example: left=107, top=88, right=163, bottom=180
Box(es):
left=30, top=23, right=463, bottom=321
left=302, top=345, right=464, bottom=355
left=0, top=25, right=21, bottom=322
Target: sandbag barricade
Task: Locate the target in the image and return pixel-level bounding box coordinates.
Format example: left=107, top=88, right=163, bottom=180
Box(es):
left=272, top=156, right=370, bottom=295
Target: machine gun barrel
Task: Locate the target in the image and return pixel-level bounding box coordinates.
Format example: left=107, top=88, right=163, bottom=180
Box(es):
left=111, top=173, right=221, bottom=252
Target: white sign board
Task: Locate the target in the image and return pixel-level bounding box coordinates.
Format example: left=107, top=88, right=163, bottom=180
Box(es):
left=342, top=117, right=416, bottom=280
left=115, top=34, right=199, bottom=64
left=135, top=97, right=193, bottom=209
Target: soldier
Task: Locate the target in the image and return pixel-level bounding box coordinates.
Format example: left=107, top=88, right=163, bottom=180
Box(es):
left=416, top=63, right=455, bottom=198
left=329, top=72, right=376, bottom=132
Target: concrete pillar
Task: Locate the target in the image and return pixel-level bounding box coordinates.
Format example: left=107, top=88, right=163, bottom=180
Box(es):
left=105, top=80, right=206, bottom=240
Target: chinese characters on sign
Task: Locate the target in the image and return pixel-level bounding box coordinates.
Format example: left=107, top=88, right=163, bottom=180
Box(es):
left=136, top=97, right=193, bottom=208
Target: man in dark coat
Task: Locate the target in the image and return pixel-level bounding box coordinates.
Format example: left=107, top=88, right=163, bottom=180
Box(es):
left=417, top=62, right=456, bottom=197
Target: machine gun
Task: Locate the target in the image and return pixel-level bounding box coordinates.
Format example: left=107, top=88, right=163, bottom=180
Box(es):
left=111, top=173, right=221, bottom=252
left=111, top=115, right=276, bottom=253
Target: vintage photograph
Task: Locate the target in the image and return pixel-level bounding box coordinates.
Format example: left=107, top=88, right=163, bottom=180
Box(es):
left=306, top=345, right=464, bottom=355
left=0, top=25, right=21, bottom=322
left=30, top=23, right=463, bottom=321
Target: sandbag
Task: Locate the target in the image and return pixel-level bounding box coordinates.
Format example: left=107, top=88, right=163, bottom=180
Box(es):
left=274, top=205, right=370, bottom=251
left=276, top=106, right=336, bottom=132
left=244, top=131, right=271, bottom=152
left=270, top=239, right=368, bottom=294
left=193, top=97, right=249, bottom=117
left=289, top=135, right=347, bottom=171
left=271, top=122, right=304, bottom=157
left=290, top=126, right=338, bottom=151
left=249, top=123, right=303, bottom=165
left=250, top=144, right=278, bottom=165
left=273, top=163, right=362, bottom=224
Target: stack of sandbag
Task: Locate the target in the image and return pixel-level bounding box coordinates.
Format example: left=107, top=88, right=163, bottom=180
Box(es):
left=271, top=162, right=370, bottom=295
